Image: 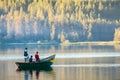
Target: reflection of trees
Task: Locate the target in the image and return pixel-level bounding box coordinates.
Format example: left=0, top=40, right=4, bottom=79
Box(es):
left=0, top=62, right=7, bottom=80
left=55, top=57, right=120, bottom=80
left=113, top=44, right=120, bottom=51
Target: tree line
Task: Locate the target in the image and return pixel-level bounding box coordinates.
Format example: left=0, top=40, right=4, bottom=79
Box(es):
left=0, top=0, right=120, bottom=43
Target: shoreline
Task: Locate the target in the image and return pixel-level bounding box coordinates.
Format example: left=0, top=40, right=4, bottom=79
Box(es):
left=0, top=41, right=120, bottom=46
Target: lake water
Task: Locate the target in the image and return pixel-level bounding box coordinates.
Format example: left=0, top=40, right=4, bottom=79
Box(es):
left=0, top=43, right=120, bottom=80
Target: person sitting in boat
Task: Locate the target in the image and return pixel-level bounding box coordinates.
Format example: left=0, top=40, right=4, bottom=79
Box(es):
left=24, top=48, right=29, bottom=62
left=29, top=55, right=33, bottom=62
left=35, top=51, right=40, bottom=62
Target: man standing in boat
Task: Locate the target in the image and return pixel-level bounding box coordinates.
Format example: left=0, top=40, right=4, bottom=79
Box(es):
left=35, top=51, right=40, bottom=62
left=24, top=48, right=29, bottom=62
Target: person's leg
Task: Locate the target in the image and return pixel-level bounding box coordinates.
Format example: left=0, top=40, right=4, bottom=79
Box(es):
left=26, top=56, right=29, bottom=62
left=25, top=58, right=27, bottom=62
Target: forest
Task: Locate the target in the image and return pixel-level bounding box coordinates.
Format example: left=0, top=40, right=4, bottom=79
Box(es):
left=0, top=0, right=120, bottom=43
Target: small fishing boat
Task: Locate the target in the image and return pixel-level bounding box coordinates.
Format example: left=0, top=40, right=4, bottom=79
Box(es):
left=15, top=54, right=55, bottom=69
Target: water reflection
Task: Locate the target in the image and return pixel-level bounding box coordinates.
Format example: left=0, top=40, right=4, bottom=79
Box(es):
left=0, top=44, right=120, bottom=80
left=0, top=57, right=120, bottom=80
left=53, top=67, right=120, bottom=80
left=0, top=43, right=120, bottom=54
left=35, top=70, right=40, bottom=79
left=24, top=71, right=29, bottom=80
left=16, top=66, right=55, bottom=80
left=23, top=70, right=40, bottom=80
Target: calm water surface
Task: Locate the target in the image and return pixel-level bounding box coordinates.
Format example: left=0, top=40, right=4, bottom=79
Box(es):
left=0, top=43, right=120, bottom=80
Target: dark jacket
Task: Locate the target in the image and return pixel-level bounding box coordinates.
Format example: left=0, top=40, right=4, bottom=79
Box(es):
left=29, top=57, right=33, bottom=62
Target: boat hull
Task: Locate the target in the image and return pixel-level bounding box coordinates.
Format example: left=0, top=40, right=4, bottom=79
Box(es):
left=16, top=65, right=53, bottom=72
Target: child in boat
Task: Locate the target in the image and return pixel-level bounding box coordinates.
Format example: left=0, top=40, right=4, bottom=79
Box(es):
left=35, top=51, right=40, bottom=62
left=29, top=55, right=33, bottom=62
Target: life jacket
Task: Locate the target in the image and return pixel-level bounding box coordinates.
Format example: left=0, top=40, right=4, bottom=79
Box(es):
left=24, top=50, right=28, bottom=56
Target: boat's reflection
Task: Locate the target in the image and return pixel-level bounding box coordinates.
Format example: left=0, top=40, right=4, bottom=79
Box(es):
left=16, top=66, right=55, bottom=80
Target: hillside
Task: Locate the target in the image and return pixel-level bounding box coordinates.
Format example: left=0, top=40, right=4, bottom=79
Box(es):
left=0, top=0, right=120, bottom=43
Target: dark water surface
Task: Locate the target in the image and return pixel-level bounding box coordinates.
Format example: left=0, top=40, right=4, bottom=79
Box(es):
left=0, top=43, right=120, bottom=80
